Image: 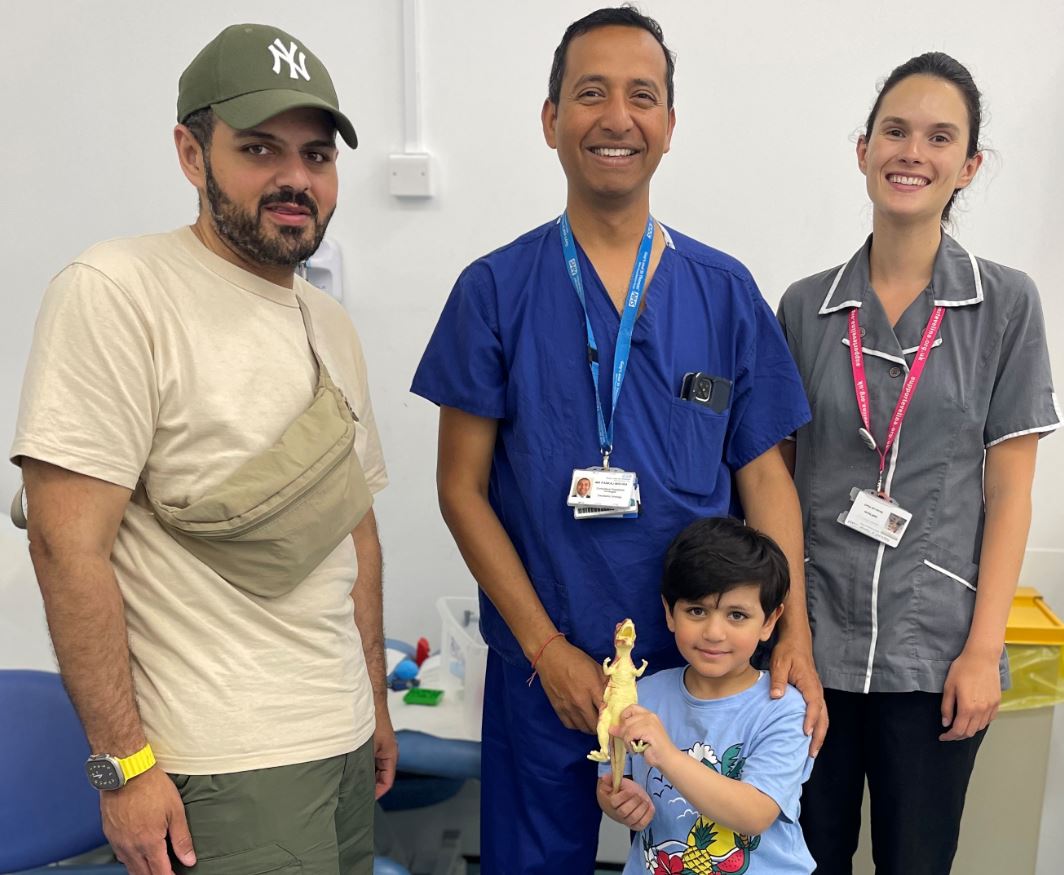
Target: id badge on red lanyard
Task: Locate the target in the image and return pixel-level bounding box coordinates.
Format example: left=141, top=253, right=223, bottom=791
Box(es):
left=838, top=305, right=944, bottom=547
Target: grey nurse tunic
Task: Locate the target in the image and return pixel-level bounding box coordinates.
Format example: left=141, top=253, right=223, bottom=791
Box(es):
left=778, top=234, right=1060, bottom=694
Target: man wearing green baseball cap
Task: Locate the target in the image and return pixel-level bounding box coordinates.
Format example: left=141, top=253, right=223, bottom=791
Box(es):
left=177, top=23, right=359, bottom=149
left=12, top=23, right=393, bottom=875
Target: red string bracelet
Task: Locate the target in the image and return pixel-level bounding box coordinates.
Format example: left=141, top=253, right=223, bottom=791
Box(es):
left=526, top=631, right=566, bottom=686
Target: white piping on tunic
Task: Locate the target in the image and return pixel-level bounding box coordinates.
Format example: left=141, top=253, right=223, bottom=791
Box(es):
left=923, top=560, right=977, bottom=592
left=818, top=260, right=863, bottom=314
left=934, top=253, right=984, bottom=307
left=900, top=337, right=943, bottom=355
left=969, top=252, right=984, bottom=301
left=985, top=421, right=1063, bottom=447
left=841, top=338, right=905, bottom=366
left=933, top=251, right=984, bottom=306
left=864, top=543, right=886, bottom=695
left=822, top=244, right=983, bottom=315
left=841, top=337, right=942, bottom=365
left=862, top=427, right=902, bottom=694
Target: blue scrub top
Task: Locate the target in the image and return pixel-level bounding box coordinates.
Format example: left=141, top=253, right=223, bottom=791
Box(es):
left=412, top=220, right=810, bottom=664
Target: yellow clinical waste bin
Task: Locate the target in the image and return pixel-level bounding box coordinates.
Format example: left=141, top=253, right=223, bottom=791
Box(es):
left=999, top=587, right=1064, bottom=712
left=854, top=587, right=1064, bottom=874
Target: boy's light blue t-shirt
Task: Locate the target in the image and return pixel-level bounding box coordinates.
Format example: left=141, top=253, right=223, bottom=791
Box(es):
left=622, top=668, right=815, bottom=874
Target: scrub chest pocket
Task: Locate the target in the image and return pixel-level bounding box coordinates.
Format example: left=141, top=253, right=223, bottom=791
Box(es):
left=665, top=396, right=728, bottom=495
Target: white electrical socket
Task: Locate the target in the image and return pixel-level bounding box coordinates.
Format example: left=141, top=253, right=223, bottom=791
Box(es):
left=389, top=153, right=433, bottom=198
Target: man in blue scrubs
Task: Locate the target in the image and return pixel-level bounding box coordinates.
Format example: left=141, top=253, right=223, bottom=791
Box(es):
left=412, top=8, right=822, bottom=871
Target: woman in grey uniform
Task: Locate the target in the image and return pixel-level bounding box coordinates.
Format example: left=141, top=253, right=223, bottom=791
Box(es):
left=778, top=53, right=1059, bottom=874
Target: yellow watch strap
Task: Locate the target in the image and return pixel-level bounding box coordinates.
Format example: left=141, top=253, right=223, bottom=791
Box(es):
left=117, top=743, right=156, bottom=781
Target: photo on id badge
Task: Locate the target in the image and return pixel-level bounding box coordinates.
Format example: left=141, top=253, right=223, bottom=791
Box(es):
left=566, top=468, right=635, bottom=509
left=838, top=487, right=912, bottom=548
left=570, top=475, right=594, bottom=503
left=885, top=513, right=907, bottom=535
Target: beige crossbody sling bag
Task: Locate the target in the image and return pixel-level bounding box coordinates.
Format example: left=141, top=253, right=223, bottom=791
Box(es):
left=12, top=297, right=373, bottom=599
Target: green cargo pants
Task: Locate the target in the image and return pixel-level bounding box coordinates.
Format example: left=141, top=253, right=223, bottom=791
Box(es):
left=169, top=739, right=375, bottom=874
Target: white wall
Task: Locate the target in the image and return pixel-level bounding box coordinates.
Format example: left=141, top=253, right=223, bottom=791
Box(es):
left=2, top=1, right=1062, bottom=870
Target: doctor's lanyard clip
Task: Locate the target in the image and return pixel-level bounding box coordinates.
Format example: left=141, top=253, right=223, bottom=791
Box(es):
left=848, top=303, right=945, bottom=495
left=559, top=211, right=655, bottom=464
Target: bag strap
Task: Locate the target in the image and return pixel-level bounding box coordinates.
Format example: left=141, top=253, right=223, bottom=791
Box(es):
left=295, top=296, right=327, bottom=376
left=294, top=295, right=359, bottom=422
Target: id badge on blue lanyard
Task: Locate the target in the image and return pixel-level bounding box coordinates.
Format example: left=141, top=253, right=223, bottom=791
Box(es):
left=559, top=212, right=654, bottom=520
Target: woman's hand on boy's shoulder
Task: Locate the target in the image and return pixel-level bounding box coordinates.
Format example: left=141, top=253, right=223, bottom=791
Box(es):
left=768, top=635, right=827, bottom=757
left=765, top=681, right=819, bottom=743
left=597, top=775, right=654, bottom=831
left=770, top=680, right=810, bottom=708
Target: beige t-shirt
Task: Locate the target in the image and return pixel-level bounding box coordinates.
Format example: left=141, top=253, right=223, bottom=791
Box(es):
left=11, top=228, right=388, bottom=774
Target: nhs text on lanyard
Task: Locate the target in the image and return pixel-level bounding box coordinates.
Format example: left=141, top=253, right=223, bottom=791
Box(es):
left=837, top=304, right=944, bottom=548
left=559, top=212, right=654, bottom=521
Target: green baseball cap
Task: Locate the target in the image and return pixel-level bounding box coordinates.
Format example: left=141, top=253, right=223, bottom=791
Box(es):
left=178, top=24, right=357, bottom=148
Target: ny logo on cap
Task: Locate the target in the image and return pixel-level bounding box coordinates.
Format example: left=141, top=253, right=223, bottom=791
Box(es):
left=268, top=38, right=310, bottom=81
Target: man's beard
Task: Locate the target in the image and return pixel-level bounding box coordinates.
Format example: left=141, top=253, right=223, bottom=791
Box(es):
left=204, top=160, right=333, bottom=268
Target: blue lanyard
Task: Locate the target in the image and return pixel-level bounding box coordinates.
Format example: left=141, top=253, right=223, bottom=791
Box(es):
left=559, top=212, right=655, bottom=467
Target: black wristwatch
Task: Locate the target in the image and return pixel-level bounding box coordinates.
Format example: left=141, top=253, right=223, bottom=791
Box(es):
left=85, top=743, right=156, bottom=790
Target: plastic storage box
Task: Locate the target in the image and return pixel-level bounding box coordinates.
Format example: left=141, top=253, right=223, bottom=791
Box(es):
left=437, top=596, right=489, bottom=736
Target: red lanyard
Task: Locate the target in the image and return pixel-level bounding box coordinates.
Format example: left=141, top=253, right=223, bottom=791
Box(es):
left=848, top=305, right=945, bottom=493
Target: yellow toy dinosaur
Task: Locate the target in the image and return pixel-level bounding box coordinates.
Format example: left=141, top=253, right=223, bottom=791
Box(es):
left=587, top=617, right=648, bottom=790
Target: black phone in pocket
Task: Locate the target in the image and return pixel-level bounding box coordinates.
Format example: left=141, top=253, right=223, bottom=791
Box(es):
left=680, top=372, right=732, bottom=413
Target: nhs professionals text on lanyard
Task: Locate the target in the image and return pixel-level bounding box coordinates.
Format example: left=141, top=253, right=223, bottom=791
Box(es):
left=560, top=212, right=653, bottom=521
left=837, top=304, right=945, bottom=547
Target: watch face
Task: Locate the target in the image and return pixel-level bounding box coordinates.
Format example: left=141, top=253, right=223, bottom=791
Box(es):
left=86, top=757, right=124, bottom=790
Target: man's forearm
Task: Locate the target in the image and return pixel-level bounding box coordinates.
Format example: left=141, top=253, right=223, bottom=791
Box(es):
left=440, top=486, right=557, bottom=661
left=31, top=549, right=145, bottom=754
left=351, top=508, right=387, bottom=701
left=436, top=405, right=557, bottom=661
left=737, top=448, right=810, bottom=641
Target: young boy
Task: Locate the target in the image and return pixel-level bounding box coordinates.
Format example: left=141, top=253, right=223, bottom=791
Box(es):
left=598, top=517, right=815, bottom=874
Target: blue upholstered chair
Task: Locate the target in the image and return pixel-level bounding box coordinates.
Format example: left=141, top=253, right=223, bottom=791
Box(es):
left=0, top=669, right=125, bottom=874
left=0, top=670, right=409, bottom=875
